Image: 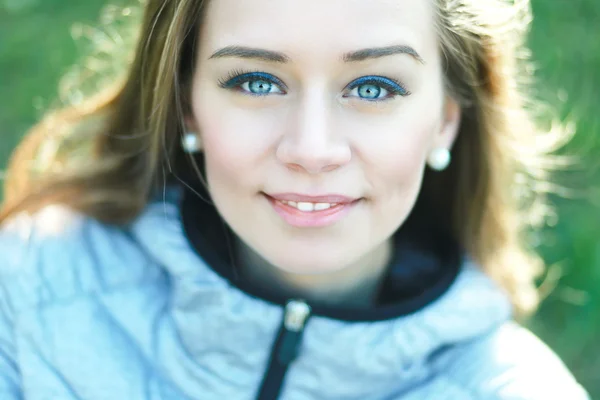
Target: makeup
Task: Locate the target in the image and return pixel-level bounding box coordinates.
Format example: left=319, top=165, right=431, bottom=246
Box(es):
left=264, top=193, right=361, bottom=228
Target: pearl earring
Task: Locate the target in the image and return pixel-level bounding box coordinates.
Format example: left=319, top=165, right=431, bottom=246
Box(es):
left=427, top=148, right=451, bottom=171
left=182, top=132, right=200, bottom=153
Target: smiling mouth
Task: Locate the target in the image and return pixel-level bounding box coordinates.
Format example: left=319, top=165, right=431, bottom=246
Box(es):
left=262, top=192, right=361, bottom=228
left=273, top=199, right=340, bottom=212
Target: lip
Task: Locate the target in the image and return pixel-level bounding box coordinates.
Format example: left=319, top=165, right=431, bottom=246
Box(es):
left=267, top=193, right=357, bottom=204
left=263, top=192, right=361, bottom=228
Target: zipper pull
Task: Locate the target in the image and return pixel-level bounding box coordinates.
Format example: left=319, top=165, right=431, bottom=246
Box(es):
left=277, top=300, right=311, bottom=365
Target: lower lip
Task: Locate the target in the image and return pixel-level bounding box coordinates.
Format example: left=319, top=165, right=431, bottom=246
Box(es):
left=265, top=195, right=359, bottom=228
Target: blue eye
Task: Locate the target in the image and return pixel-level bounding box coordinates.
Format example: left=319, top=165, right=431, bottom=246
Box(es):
left=357, top=84, right=383, bottom=99
left=219, top=70, right=285, bottom=96
left=247, top=80, right=275, bottom=94
left=345, top=76, right=410, bottom=101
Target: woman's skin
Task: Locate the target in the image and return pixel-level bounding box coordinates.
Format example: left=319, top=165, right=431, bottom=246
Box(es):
left=188, top=0, right=461, bottom=307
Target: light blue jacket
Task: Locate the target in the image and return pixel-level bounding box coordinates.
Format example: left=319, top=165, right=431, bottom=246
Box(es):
left=0, top=193, right=590, bottom=399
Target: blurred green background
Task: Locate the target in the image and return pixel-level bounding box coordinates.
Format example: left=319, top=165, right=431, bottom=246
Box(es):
left=1, top=0, right=599, bottom=396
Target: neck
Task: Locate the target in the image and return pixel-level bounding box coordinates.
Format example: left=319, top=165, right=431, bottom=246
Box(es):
left=235, top=238, right=393, bottom=308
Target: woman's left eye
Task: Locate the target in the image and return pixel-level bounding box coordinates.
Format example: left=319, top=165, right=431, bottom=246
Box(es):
left=344, top=76, right=410, bottom=101
left=348, top=84, right=389, bottom=100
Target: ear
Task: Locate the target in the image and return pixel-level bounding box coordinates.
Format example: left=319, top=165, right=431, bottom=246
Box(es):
left=184, top=115, right=200, bottom=134
left=433, top=96, right=461, bottom=150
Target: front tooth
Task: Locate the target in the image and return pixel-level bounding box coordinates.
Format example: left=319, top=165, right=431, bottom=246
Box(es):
left=296, top=202, right=315, bottom=212
left=288, top=201, right=297, bottom=207
left=314, top=203, right=331, bottom=211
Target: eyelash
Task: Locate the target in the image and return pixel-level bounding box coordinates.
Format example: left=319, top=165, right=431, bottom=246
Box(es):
left=217, top=69, right=287, bottom=94
left=217, top=69, right=411, bottom=100
left=346, top=75, right=411, bottom=100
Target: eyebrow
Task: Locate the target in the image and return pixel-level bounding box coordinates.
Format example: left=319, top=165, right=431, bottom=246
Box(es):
left=343, top=45, right=425, bottom=64
left=209, top=44, right=425, bottom=64
left=209, top=46, right=290, bottom=63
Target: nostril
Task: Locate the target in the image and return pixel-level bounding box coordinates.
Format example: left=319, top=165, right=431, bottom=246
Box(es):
left=321, top=164, right=340, bottom=173
left=284, top=162, right=340, bottom=175
left=286, top=163, right=304, bottom=173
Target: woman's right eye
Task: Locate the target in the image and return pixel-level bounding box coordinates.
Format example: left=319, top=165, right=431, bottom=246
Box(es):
left=240, top=79, right=284, bottom=95
left=219, top=71, right=286, bottom=96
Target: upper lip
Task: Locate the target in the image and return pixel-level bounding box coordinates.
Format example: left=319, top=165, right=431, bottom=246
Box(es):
left=265, top=192, right=358, bottom=204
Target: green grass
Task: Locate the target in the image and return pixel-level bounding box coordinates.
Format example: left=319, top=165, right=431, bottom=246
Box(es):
left=525, top=1, right=600, bottom=392
left=0, top=1, right=115, bottom=166
left=1, top=0, right=599, bottom=396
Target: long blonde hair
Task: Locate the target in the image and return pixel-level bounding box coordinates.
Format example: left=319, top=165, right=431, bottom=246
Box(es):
left=0, top=0, right=567, bottom=316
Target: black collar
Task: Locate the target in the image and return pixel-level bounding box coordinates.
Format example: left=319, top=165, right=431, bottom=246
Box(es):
left=180, top=182, right=462, bottom=322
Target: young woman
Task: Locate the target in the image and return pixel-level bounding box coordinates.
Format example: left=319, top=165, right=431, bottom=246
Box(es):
left=0, top=0, right=590, bottom=398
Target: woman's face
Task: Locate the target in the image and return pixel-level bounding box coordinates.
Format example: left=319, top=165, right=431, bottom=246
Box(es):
left=189, top=0, right=460, bottom=275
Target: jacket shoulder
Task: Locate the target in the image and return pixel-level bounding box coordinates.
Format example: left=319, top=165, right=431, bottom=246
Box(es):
left=0, top=205, right=162, bottom=312
left=434, top=321, right=589, bottom=399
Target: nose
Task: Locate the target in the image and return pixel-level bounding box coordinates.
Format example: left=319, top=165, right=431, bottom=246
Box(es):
left=276, top=91, right=351, bottom=174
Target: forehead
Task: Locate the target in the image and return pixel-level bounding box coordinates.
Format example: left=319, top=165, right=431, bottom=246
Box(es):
left=199, top=0, right=438, bottom=62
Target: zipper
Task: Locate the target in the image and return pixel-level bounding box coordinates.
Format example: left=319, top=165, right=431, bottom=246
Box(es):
left=256, top=299, right=312, bottom=400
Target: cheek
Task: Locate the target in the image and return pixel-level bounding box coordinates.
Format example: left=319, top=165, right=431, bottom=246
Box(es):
left=348, top=103, right=441, bottom=229
left=373, top=134, right=429, bottom=215
left=349, top=80, right=444, bottom=187
left=352, top=109, right=439, bottom=193
left=192, top=90, right=281, bottom=186
left=364, top=125, right=432, bottom=224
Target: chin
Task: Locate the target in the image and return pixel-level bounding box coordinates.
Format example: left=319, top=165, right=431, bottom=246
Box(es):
left=266, top=250, right=353, bottom=276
